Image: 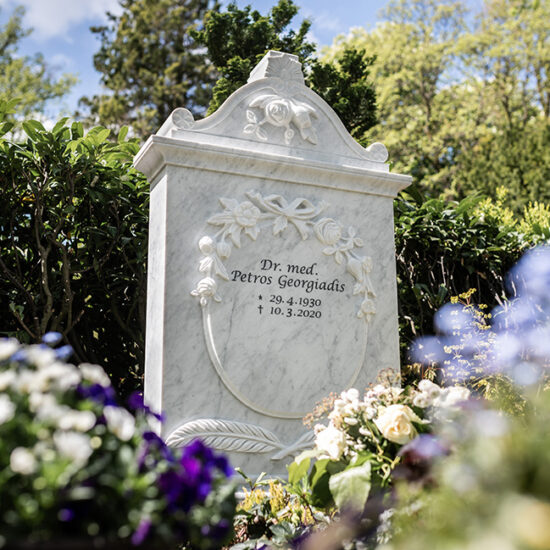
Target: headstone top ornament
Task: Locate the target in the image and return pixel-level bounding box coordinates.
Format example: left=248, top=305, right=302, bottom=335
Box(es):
left=143, top=51, right=401, bottom=180
left=247, top=51, right=304, bottom=84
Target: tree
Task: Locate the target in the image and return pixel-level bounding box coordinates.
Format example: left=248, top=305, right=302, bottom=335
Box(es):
left=194, top=0, right=378, bottom=140
left=323, top=0, right=550, bottom=207
left=0, top=102, right=148, bottom=398
left=0, top=6, right=76, bottom=118
left=80, top=0, right=217, bottom=138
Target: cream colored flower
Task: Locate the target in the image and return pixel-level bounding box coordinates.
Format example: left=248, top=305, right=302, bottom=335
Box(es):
left=315, top=424, right=347, bottom=460
left=10, top=447, right=37, bottom=475
left=374, top=404, right=420, bottom=445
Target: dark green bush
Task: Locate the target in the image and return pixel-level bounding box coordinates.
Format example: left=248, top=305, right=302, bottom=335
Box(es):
left=0, top=102, right=148, bottom=397
left=395, top=187, right=548, bottom=377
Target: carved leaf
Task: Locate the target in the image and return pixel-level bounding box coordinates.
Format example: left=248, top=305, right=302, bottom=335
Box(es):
left=207, top=212, right=234, bottom=226
left=302, top=126, right=317, bottom=145
left=199, top=256, right=213, bottom=273
left=165, top=419, right=283, bottom=454
left=273, top=215, right=288, bottom=235
left=256, top=126, right=268, bottom=141
left=243, top=124, right=256, bottom=134
left=219, top=198, right=239, bottom=210
left=249, top=94, right=278, bottom=108
left=246, top=110, right=257, bottom=123
left=334, top=250, right=343, bottom=265
left=214, top=258, right=230, bottom=280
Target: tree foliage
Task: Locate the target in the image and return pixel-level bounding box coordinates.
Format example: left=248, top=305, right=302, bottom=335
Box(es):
left=323, top=0, right=550, bottom=206
left=194, top=0, right=378, bottom=140
left=0, top=101, right=148, bottom=397
left=81, top=0, right=217, bottom=138
left=0, top=6, right=76, bottom=118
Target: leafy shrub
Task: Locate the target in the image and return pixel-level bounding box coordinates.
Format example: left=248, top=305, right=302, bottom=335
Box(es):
left=0, top=101, right=148, bottom=397
left=395, top=187, right=550, bottom=375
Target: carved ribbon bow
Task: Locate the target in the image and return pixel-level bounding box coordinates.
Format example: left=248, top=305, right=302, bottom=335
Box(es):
left=246, top=191, right=327, bottom=239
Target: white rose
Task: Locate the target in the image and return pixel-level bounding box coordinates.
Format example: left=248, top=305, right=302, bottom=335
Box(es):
left=0, top=394, right=15, bottom=424
left=374, top=404, right=420, bottom=445
left=315, top=424, right=347, bottom=460
left=10, top=447, right=37, bottom=475
left=314, top=218, right=343, bottom=246
left=80, top=363, right=111, bottom=387
left=103, top=406, right=135, bottom=441
left=413, top=392, right=431, bottom=408
left=54, top=431, right=93, bottom=465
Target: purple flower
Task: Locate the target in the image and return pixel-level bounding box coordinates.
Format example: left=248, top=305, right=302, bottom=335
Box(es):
left=127, top=391, right=164, bottom=421
left=77, top=383, right=117, bottom=406
left=131, top=518, right=152, bottom=545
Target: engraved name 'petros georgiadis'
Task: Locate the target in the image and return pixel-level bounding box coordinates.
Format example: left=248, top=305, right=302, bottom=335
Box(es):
left=230, top=258, right=346, bottom=294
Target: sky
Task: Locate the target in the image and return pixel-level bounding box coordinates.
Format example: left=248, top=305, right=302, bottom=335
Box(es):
left=0, top=0, right=390, bottom=119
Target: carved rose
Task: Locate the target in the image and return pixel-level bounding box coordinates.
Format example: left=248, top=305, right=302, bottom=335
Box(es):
left=191, top=277, right=221, bottom=304
left=232, top=201, right=261, bottom=227
left=264, top=99, right=293, bottom=127
left=314, top=218, right=343, bottom=246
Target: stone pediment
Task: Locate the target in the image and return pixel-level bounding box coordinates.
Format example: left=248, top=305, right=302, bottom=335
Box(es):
left=153, top=51, right=389, bottom=173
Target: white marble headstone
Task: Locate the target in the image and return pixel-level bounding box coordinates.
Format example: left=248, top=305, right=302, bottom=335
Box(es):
left=134, top=51, right=411, bottom=475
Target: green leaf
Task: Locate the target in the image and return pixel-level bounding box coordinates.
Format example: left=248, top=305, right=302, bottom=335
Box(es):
left=117, top=126, right=129, bottom=143
left=328, top=460, right=371, bottom=512
left=288, top=455, right=310, bottom=486
left=52, top=117, right=69, bottom=135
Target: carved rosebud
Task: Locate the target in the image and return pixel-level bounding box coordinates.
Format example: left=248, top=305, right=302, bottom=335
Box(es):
left=358, top=298, right=376, bottom=321
left=198, top=236, right=215, bottom=255
left=264, top=99, right=293, bottom=127
left=232, top=201, right=261, bottom=228
left=314, top=218, right=343, bottom=246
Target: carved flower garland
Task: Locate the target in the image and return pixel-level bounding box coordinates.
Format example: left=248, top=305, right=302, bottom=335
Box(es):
left=191, top=191, right=376, bottom=323
left=244, top=94, right=318, bottom=145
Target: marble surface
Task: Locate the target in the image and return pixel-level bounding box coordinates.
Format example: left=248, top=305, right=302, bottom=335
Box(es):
left=135, top=51, right=412, bottom=475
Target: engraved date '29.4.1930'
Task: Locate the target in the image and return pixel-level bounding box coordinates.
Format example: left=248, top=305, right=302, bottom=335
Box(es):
left=230, top=257, right=347, bottom=320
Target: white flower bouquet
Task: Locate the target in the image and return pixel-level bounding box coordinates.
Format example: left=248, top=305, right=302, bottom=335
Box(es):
left=287, top=375, right=470, bottom=513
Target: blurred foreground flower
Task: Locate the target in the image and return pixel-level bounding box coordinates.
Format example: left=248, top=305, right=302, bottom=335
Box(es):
left=0, top=335, right=236, bottom=548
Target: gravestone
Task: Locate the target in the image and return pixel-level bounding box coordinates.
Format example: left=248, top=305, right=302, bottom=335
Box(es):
left=134, top=51, right=411, bottom=474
